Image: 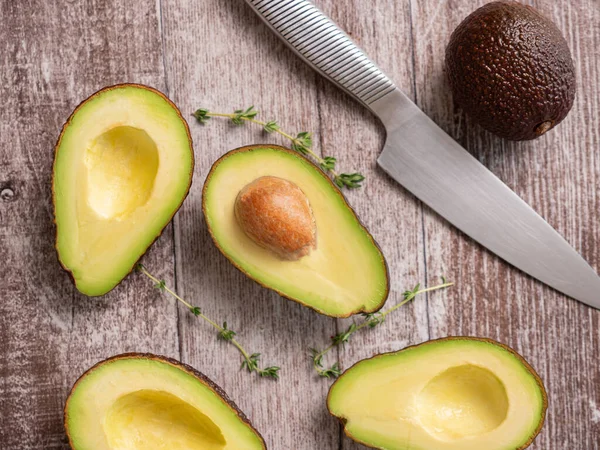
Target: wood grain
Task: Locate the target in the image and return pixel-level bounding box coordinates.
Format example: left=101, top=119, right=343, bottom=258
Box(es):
left=0, top=0, right=599, bottom=449
left=160, top=0, right=341, bottom=447
left=313, top=1, right=430, bottom=449
left=411, top=0, right=600, bottom=449
left=0, top=1, right=178, bottom=448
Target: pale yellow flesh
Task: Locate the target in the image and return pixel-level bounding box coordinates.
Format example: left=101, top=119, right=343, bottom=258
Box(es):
left=204, top=148, right=388, bottom=316
left=54, top=86, right=192, bottom=295
left=328, top=339, right=545, bottom=450
left=65, top=358, right=263, bottom=450
left=104, top=390, right=226, bottom=450
left=85, top=126, right=159, bottom=220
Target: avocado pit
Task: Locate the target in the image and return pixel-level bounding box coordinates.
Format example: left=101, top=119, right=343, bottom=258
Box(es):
left=234, top=176, right=317, bottom=260
left=203, top=145, right=389, bottom=317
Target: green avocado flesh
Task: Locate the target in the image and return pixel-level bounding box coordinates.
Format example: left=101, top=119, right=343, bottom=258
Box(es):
left=53, top=85, right=193, bottom=296
left=65, top=354, right=265, bottom=450
left=202, top=145, right=389, bottom=317
left=328, top=337, right=546, bottom=450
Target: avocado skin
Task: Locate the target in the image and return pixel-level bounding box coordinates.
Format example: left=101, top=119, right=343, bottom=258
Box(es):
left=64, top=353, right=267, bottom=449
left=445, top=1, right=576, bottom=141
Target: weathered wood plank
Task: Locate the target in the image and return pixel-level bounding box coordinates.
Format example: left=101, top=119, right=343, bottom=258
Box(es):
left=411, top=1, right=600, bottom=449
left=0, top=1, right=176, bottom=448
left=160, top=0, right=340, bottom=448
left=312, top=1, right=431, bottom=449
left=1, top=0, right=599, bottom=448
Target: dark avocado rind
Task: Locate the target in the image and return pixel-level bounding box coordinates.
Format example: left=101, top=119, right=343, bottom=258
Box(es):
left=64, top=353, right=266, bottom=449
left=53, top=84, right=194, bottom=295
left=327, top=336, right=548, bottom=450
left=202, top=145, right=390, bottom=318
left=446, top=1, right=576, bottom=141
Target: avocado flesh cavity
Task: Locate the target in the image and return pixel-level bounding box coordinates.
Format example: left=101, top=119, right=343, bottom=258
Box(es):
left=64, top=354, right=265, bottom=450
left=203, top=145, right=389, bottom=317
left=105, top=389, right=226, bottom=449
left=53, top=85, right=193, bottom=295
left=328, top=337, right=546, bottom=450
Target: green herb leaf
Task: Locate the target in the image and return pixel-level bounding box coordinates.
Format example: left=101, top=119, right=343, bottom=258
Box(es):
left=263, top=120, right=279, bottom=133
left=332, top=323, right=357, bottom=346
left=137, top=265, right=280, bottom=380
left=403, top=283, right=421, bottom=301
left=232, top=106, right=258, bottom=125
left=309, top=278, right=454, bottom=379
left=193, top=108, right=211, bottom=124
left=362, top=312, right=385, bottom=328
left=335, top=173, right=365, bottom=189
left=258, top=366, right=281, bottom=379
left=310, top=348, right=323, bottom=368
left=192, top=105, right=366, bottom=189
left=291, top=131, right=312, bottom=155
left=310, top=348, right=341, bottom=378
left=318, top=362, right=341, bottom=379
left=219, top=322, right=237, bottom=341
left=241, top=353, right=261, bottom=372
left=320, top=156, right=337, bottom=171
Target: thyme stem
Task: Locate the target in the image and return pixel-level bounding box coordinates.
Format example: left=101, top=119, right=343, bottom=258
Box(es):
left=311, top=280, right=454, bottom=378
left=137, top=264, right=280, bottom=379
left=193, top=106, right=365, bottom=189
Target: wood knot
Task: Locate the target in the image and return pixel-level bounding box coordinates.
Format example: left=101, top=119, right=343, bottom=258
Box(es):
left=1, top=186, right=15, bottom=202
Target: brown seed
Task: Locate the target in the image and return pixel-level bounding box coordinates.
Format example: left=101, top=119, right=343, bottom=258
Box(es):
left=234, top=176, right=317, bottom=260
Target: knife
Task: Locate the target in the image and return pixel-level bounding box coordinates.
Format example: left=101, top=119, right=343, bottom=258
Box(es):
left=243, top=0, right=600, bottom=308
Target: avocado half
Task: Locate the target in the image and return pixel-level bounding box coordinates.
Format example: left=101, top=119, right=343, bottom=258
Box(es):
left=328, top=337, right=547, bottom=450
left=202, top=145, right=389, bottom=317
left=53, top=84, right=194, bottom=296
left=64, top=353, right=266, bottom=449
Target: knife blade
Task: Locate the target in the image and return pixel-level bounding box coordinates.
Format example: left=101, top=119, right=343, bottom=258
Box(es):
left=243, top=0, right=600, bottom=308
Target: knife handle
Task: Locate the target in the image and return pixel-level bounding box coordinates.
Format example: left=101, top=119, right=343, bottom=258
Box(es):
left=244, top=0, right=397, bottom=110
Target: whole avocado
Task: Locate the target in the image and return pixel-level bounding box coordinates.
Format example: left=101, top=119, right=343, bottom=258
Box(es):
left=445, top=1, right=576, bottom=141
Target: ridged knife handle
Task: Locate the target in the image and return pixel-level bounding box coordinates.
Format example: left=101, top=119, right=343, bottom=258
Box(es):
left=244, top=0, right=397, bottom=110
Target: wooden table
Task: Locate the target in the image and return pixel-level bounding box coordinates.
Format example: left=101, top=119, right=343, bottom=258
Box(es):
left=1, top=0, right=599, bottom=448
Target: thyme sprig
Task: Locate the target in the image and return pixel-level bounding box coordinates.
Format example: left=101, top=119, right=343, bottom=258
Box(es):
left=193, top=106, right=365, bottom=189
left=137, top=264, right=280, bottom=379
left=310, top=278, right=454, bottom=378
